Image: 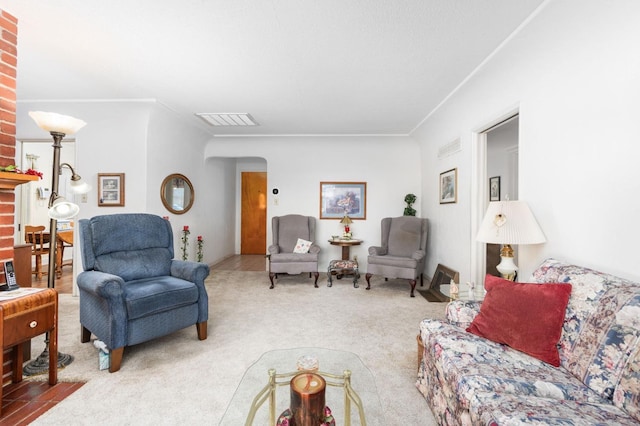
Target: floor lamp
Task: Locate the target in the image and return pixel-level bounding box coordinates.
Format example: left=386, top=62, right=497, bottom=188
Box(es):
left=23, top=111, right=89, bottom=376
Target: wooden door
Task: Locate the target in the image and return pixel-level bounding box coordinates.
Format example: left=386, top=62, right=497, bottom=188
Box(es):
left=241, top=172, right=267, bottom=254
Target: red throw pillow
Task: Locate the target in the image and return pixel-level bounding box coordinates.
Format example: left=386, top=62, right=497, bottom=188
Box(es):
left=466, top=274, right=572, bottom=367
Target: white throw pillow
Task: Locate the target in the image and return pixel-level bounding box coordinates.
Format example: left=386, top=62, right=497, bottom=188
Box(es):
left=293, top=238, right=312, bottom=253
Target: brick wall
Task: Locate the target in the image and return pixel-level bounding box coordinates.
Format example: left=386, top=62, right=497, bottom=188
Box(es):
left=0, top=9, right=18, bottom=263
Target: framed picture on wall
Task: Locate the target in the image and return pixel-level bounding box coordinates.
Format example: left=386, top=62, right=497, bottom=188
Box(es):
left=489, top=176, right=501, bottom=201
left=98, top=173, right=125, bottom=206
left=439, top=168, right=457, bottom=204
left=319, top=182, right=366, bottom=219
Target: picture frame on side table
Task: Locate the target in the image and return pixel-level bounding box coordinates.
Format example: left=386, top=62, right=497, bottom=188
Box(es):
left=489, top=176, right=501, bottom=201
left=319, top=182, right=366, bottom=219
left=439, top=168, right=457, bottom=204
left=98, top=173, right=125, bottom=206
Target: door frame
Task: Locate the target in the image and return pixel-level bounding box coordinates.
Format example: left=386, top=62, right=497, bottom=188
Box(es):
left=471, top=109, right=519, bottom=287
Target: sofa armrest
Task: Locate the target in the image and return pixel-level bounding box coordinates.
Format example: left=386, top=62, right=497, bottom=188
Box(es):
left=412, top=250, right=425, bottom=261
left=309, top=244, right=321, bottom=254
left=445, top=300, right=483, bottom=329
left=368, top=245, right=387, bottom=256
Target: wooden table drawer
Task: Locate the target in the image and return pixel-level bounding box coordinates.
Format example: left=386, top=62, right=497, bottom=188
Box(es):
left=3, top=302, right=55, bottom=347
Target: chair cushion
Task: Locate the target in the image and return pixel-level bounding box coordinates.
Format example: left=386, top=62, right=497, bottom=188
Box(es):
left=95, top=248, right=172, bottom=282
left=270, top=252, right=318, bottom=263
left=367, top=254, right=417, bottom=269
left=387, top=217, right=423, bottom=257
left=124, top=276, right=199, bottom=320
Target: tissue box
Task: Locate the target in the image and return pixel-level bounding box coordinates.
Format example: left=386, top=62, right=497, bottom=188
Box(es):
left=99, top=350, right=110, bottom=370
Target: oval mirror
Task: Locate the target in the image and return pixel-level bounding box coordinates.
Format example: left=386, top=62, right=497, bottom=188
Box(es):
left=161, top=173, right=194, bottom=215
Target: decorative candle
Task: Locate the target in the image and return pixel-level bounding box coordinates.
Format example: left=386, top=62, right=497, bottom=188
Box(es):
left=290, top=373, right=326, bottom=425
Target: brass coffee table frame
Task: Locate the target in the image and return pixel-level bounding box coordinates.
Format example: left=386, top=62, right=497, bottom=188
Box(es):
left=245, top=368, right=367, bottom=426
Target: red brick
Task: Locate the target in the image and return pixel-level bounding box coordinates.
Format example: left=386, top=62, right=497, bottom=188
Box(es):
left=0, top=192, right=14, bottom=203
left=0, top=39, right=16, bottom=57
left=1, top=11, right=18, bottom=26
left=1, top=52, right=16, bottom=67
left=0, top=62, right=16, bottom=79
left=2, top=29, right=17, bottom=45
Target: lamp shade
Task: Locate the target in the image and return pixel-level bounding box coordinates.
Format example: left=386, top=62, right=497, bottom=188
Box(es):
left=48, top=197, right=80, bottom=220
left=69, top=179, right=91, bottom=194
left=29, top=111, right=87, bottom=135
left=476, top=200, right=546, bottom=245
left=340, top=215, right=353, bottom=225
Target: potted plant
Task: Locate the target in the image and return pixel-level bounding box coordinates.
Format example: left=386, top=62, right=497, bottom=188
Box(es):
left=404, top=193, right=417, bottom=216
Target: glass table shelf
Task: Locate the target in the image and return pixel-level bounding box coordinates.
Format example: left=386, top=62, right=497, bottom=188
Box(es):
left=220, top=347, right=384, bottom=426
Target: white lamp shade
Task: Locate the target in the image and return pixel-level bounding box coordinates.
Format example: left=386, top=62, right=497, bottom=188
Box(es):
left=476, top=200, right=546, bottom=245
left=70, top=179, right=91, bottom=194
left=48, top=197, right=80, bottom=220
left=29, top=111, right=87, bottom=135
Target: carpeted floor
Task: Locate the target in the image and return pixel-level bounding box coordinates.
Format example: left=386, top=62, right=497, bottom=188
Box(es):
left=29, top=271, right=445, bottom=425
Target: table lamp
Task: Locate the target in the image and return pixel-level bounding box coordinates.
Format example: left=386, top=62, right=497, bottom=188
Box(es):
left=340, top=214, right=353, bottom=239
left=476, top=200, right=546, bottom=281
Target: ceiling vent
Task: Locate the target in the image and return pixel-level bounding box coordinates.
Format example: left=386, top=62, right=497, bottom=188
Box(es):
left=195, top=113, right=258, bottom=127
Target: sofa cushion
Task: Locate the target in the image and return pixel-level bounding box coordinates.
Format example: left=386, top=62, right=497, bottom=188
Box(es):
left=532, top=259, right=640, bottom=401
left=466, top=275, right=571, bottom=366
left=470, top=392, right=638, bottom=425
left=419, top=319, right=607, bottom=409
left=613, top=342, right=640, bottom=422
left=124, top=276, right=199, bottom=320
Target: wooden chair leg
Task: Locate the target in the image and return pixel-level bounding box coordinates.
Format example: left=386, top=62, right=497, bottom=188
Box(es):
left=365, top=273, right=373, bottom=290
left=269, top=272, right=276, bottom=289
left=80, top=325, right=92, bottom=343
left=409, top=279, right=417, bottom=297
left=313, top=272, right=319, bottom=288
left=196, top=321, right=207, bottom=340
left=109, top=347, right=124, bottom=373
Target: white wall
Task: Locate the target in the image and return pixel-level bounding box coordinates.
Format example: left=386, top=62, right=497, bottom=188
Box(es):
left=205, top=136, right=421, bottom=270
left=414, top=0, right=640, bottom=283
left=15, top=100, right=213, bottom=283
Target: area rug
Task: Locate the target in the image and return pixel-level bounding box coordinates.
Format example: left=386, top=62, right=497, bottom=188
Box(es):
left=28, top=271, right=445, bottom=425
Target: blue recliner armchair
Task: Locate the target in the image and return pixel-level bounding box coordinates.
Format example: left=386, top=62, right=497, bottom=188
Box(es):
left=77, top=213, right=210, bottom=372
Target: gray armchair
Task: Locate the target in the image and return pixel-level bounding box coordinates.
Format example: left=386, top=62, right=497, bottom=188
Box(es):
left=77, top=213, right=210, bottom=372
left=365, top=216, right=428, bottom=297
left=268, top=214, right=320, bottom=288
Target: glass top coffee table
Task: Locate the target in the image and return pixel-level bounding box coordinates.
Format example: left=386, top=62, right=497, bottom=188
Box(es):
left=220, top=347, right=384, bottom=426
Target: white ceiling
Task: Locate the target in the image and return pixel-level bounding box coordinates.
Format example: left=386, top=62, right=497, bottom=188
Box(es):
left=1, top=0, right=545, bottom=136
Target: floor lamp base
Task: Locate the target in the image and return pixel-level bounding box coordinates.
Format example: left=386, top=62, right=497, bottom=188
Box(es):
left=23, top=347, right=74, bottom=376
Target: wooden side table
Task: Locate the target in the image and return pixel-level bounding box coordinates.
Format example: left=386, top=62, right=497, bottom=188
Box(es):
left=0, top=288, right=57, bottom=415
left=328, top=239, right=362, bottom=260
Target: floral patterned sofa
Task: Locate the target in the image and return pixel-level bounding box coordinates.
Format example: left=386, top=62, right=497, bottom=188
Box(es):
left=416, top=258, right=640, bottom=425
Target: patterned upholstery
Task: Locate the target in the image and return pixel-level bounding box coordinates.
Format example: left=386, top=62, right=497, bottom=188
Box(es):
left=417, top=258, right=640, bottom=425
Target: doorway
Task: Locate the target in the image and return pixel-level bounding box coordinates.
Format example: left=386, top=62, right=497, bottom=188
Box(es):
left=472, top=113, right=519, bottom=284
left=18, top=140, right=77, bottom=274
left=240, top=171, right=267, bottom=254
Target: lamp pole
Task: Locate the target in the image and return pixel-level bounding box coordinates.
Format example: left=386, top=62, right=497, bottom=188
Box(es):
left=23, top=131, right=74, bottom=375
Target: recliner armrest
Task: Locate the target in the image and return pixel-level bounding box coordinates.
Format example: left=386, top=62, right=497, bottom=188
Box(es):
left=171, top=260, right=210, bottom=284
left=77, top=270, right=126, bottom=300
left=368, top=245, right=387, bottom=256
